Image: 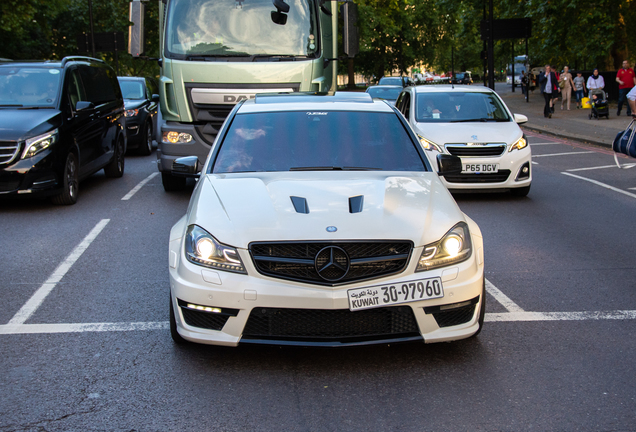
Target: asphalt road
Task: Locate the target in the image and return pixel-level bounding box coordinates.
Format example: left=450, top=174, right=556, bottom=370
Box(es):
left=1, top=136, right=635, bottom=432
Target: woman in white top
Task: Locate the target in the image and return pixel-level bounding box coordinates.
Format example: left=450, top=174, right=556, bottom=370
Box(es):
left=587, top=68, right=605, bottom=98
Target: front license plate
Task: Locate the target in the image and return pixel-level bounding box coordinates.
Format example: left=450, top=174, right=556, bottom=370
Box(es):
left=462, top=163, right=499, bottom=173
left=347, top=277, right=444, bottom=311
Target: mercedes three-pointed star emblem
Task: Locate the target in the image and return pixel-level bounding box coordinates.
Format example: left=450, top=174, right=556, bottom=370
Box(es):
left=315, top=246, right=350, bottom=282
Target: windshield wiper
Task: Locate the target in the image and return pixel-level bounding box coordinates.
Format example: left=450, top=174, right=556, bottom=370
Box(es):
left=290, top=166, right=381, bottom=171
left=0, top=104, right=23, bottom=107
left=17, top=106, right=55, bottom=110
left=451, top=118, right=507, bottom=123
left=248, top=54, right=308, bottom=62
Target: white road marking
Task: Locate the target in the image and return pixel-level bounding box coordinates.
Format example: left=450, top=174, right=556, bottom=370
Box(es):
left=486, top=310, right=636, bottom=322
left=485, top=279, right=524, bottom=312
left=8, top=219, right=110, bottom=326
left=532, top=151, right=595, bottom=158
left=630, top=187, right=636, bottom=190
left=121, top=172, right=159, bottom=201
left=566, top=165, right=622, bottom=172
left=531, top=161, right=539, bottom=165
left=562, top=172, right=636, bottom=199
left=0, top=321, right=168, bottom=335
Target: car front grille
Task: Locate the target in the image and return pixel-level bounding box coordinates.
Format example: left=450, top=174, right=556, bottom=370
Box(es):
left=242, top=306, right=420, bottom=343
left=0, top=141, right=20, bottom=165
left=446, top=144, right=506, bottom=157
left=250, top=241, right=413, bottom=286
left=444, top=170, right=511, bottom=184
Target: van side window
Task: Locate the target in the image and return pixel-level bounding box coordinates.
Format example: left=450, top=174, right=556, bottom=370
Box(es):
left=66, top=69, right=85, bottom=112
left=78, top=66, right=117, bottom=106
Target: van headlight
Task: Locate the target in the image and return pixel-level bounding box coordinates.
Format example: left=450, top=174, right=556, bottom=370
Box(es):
left=417, top=133, right=443, bottom=152
left=509, top=135, right=528, bottom=152
left=416, top=222, right=472, bottom=272
left=22, top=129, right=58, bottom=159
left=185, top=225, right=246, bottom=274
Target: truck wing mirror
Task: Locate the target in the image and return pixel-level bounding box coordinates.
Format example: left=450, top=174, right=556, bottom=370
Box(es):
left=341, top=2, right=359, bottom=58
left=128, top=1, right=145, bottom=57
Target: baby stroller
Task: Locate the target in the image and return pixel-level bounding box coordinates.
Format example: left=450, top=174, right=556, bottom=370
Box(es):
left=588, top=90, right=609, bottom=119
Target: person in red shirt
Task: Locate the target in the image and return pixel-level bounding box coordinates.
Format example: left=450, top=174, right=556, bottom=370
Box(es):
left=616, top=60, right=636, bottom=116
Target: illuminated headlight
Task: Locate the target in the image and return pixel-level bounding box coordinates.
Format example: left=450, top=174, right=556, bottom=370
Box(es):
left=417, top=133, right=443, bottom=153
left=125, top=109, right=139, bottom=117
left=509, top=135, right=528, bottom=152
left=185, top=225, right=246, bottom=274
left=163, top=131, right=193, bottom=144
left=22, top=129, right=58, bottom=159
left=416, top=222, right=472, bottom=272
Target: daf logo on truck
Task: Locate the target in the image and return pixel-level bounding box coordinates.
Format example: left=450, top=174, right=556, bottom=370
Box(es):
left=223, top=95, right=256, bottom=103
left=191, top=88, right=295, bottom=105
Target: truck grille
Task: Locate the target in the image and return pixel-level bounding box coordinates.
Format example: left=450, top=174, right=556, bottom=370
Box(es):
left=0, top=141, right=20, bottom=165
left=250, top=241, right=413, bottom=286
left=446, top=144, right=506, bottom=157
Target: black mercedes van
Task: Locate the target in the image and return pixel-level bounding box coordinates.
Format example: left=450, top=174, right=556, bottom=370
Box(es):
left=0, top=57, right=126, bottom=205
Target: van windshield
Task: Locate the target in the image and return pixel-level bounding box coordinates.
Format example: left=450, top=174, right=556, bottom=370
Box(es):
left=0, top=67, right=61, bottom=107
left=165, top=0, right=318, bottom=59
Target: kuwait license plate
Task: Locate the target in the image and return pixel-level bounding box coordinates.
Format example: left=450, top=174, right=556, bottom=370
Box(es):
left=462, top=163, right=499, bottom=173
left=347, top=277, right=444, bottom=311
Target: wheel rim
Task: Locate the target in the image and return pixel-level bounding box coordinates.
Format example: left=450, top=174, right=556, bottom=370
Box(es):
left=146, top=124, right=152, bottom=153
left=117, top=139, right=124, bottom=172
left=67, top=156, right=78, bottom=199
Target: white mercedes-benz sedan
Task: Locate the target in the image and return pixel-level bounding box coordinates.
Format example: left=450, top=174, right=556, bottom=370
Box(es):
left=168, top=92, right=485, bottom=347
left=396, top=85, right=532, bottom=196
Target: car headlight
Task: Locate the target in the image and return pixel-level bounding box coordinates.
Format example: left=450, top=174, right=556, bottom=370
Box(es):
left=125, top=109, right=139, bottom=117
left=163, top=131, right=193, bottom=144
left=416, top=133, right=444, bottom=153
left=416, top=222, right=472, bottom=272
left=509, top=135, right=528, bottom=152
left=185, top=225, right=246, bottom=274
left=22, top=129, right=58, bottom=159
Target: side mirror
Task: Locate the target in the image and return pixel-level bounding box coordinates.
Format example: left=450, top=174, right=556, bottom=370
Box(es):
left=75, top=101, right=95, bottom=111
left=271, top=11, right=288, bottom=25
left=172, top=156, right=200, bottom=178
left=436, top=154, right=462, bottom=176
left=128, top=1, right=145, bottom=57
left=341, top=2, right=359, bottom=58
left=151, top=93, right=160, bottom=103
left=514, top=113, right=528, bottom=124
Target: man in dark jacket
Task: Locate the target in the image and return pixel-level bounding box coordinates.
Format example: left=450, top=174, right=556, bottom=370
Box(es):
left=539, top=65, right=560, bottom=118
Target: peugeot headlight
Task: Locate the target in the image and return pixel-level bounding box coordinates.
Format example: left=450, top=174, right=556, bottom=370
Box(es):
left=509, top=135, right=528, bottom=152
left=22, top=129, right=58, bottom=159
left=417, top=133, right=444, bottom=153
left=125, top=109, right=139, bottom=117
left=185, top=225, right=246, bottom=274
left=163, top=131, right=193, bottom=144
left=416, top=222, right=472, bottom=272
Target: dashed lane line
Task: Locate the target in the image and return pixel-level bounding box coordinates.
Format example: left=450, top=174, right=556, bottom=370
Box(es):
left=532, top=151, right=595, bottom=158
left=121, top=172, right=159, bottom=201
left=7, top=219, right=110, bottom=326
left=562, top=172, right=636, bottom=199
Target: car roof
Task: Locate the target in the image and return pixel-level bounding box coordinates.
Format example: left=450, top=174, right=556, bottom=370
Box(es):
left=239, top=92, right=395, bottom=113
left=0, top=57, right=107, bottom=69
left=410, top=85, right=494, bottom=94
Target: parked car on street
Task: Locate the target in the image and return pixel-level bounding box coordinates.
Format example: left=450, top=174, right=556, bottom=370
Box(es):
left=0, top=57, right=126, bottom=205
left=396, top=85, right=531, bottom=196
left=378, top=76, right=414, bottom=87
left=365, top=84, right=403, bottom=105
left=117, top=76, right=159, bottom=155
left=167, top=92, right=485, bottom=347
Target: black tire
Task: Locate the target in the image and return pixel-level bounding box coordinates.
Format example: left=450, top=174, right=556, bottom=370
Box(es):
left=471, top=280, right=486, bottom=338
left=510, top=184, right=531, bottom=197
left=137, top=122, right=153, bottom=156
left=162, top=172, right=186, bottom=192
left=51, top=152, right=79, bottom=205
left=170, top=297, right=189, bottom=345
left=104, top=136, right=125, bottom=178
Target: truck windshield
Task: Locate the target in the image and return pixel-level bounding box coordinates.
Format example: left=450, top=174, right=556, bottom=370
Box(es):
left=0, top=67, right=61, bottom=107
left=165, top=0, right=319, bottom=59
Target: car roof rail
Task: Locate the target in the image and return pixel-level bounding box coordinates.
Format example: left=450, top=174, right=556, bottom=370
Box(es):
left=61, top=56, right=106, bottom=67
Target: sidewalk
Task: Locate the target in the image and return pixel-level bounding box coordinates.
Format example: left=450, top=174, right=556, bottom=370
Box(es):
left=496, top=84, right=632, bottom=148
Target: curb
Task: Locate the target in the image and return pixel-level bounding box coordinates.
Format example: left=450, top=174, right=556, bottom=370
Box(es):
left=521, top=124, right=613, bottom=149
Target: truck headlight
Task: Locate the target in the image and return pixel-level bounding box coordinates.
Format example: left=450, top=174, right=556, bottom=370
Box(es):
left=417, top=133, right=443, bottom=152
left=509, top=135, right=528, bottom=152
left=416, top=222, right=472, bottom=272
left=163, top=131, right=193, bottom=144
left=185, top=225, right=246, bottom=274
left=22, top=129, right=58, bottom=159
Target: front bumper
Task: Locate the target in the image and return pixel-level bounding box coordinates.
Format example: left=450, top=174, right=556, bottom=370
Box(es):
left=157, top=121, right=210, bottom=173
left=0, top=149, right=61, bottom=197
left=169, top=234, right=485, bottom=347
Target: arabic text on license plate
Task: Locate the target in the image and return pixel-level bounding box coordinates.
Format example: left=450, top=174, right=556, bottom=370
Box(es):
left=347, top=277, right=444, bottom=311
left=462, top=163, right=499, bottom=173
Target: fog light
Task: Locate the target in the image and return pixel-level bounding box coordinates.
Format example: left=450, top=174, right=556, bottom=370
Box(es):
left=516, top=162, right=531, bottom=181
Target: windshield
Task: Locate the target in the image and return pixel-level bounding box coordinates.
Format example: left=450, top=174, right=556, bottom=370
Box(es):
left=213, top=111, right=427, bottom=173
left=379, top=77, right=402, bottom=86
left=165, top=0, right=318, bottom=59
left=118, top=80, right=145, bottom=100
left=366, top=87, right=401, bottom=101
left=0, top=67, right=61, bottom=107
left=415, top=92, right=510, bottom=123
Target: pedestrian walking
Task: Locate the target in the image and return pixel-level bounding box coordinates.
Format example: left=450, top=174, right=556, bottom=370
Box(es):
left=573, top=71, right=587, bottom=108
left=559, top=66, right=575, bottom=110
left=616, top=60, right=636, bottom=116
left=587, top=68, right=605, bottom=99
left=550, top=65, right=560, bottom=113
left=521, top=70, right=528, bottom=99
left=539, top=65, right=559, bottom=118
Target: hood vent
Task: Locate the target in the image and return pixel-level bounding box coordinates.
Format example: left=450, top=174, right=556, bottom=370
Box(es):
left=349, top=195, right=364, bottom=213
left=290, top=196, right=309, bottom=214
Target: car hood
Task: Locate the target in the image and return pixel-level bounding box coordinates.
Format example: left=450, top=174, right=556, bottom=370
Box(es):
left=123, top=99, right=145, bottom=110
left=415, top=121, right=522, bottom=145
left=0, top=109, right=62, bottom=141
left=186, top=171, right=465, bottom=248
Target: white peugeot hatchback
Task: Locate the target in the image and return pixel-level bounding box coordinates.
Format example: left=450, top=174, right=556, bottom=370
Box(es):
left=396, top=85, right=532, bottom=196
left=168, top=93, right=485, bottom=347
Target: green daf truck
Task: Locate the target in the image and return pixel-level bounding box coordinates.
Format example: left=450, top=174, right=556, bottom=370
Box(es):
left=129, top=0, right=357, bottom=191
